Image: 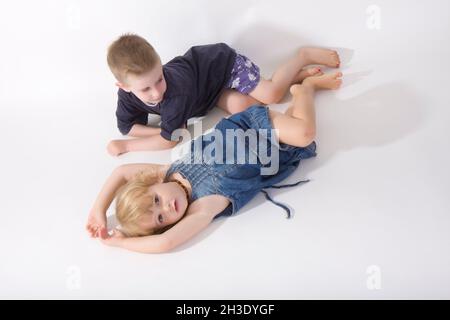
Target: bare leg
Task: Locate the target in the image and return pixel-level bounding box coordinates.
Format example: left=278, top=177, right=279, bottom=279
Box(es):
left=269, top=71, right=343, bottom=147
left=249, top=47, right=340, bottom=105
left=217, top=89, right=262, bottom=114
left=219, top=67, right=324, bottom=115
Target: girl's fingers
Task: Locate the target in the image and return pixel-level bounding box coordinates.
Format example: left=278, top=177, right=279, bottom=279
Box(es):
left=99, top=227, right=108, bottom=239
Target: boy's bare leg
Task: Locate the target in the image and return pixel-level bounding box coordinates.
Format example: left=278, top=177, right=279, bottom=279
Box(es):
left=217, top=89, right=262, bottom=114
left=217, top=67, right=324, bottom=115
left=269, top=71, right=343, bottom=147
left=250, top=47, right=340, bottom=105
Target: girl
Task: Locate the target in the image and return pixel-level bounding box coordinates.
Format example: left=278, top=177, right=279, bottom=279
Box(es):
left=86, top=71, right=343, bottom=253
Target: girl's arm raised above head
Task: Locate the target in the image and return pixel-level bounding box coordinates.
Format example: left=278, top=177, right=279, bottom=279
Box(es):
left=86, top=163, right=169, bottom=238
left=119, top=163, right=169, bottom=181
left=91, top=163, right=168, bottom=211
left=100, top=228, right=171, bottom=254
left=105, top=210, right=216, bottom=254
left=161, top=195, right=230, bottom=252
left=101, top=195, right=229, bottom=254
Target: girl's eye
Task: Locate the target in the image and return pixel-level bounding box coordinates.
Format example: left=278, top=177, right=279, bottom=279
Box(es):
left=157, top=78, right=162, bottom=83
left=154, top=195, right=160, bottom=205
left=158, top=214, right=163, bottom=223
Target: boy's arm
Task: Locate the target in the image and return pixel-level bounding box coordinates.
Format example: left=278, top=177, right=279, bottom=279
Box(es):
left=108, top=122, right=188, bottom=156
left=121, top=134, right=179, bottom=152
left=127, top=124, right=161, bottom=138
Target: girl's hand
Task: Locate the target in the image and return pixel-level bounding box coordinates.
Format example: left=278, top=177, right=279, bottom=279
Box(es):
left=86, top=208, right=107, bottom=238
left=99, top=227, right=126, bottom=247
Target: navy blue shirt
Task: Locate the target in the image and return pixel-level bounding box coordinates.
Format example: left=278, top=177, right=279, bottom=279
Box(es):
left=116, top=43, right=237, bottom=139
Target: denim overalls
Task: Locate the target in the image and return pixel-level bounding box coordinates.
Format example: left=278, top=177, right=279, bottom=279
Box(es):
left=165, top=105, right=317, bottom=220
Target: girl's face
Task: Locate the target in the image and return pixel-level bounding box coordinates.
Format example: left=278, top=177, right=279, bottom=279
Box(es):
left=141, top=181, right=188, bottom=230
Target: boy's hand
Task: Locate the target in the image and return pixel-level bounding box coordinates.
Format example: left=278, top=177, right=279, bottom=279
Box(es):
left=107, top=140, right=127, bottom=156
left=99, top=227, right=125, bottom=247
left=86, top=208, right=107, bottom=238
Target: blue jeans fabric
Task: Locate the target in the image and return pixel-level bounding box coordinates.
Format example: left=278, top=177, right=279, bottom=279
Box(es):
left=165, top=105, right=317, bottom=220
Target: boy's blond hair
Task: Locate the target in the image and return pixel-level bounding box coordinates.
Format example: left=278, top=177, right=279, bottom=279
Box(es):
left=107, top=33, right=159, bottom=84
left=115, top=169, right=171, bottom=237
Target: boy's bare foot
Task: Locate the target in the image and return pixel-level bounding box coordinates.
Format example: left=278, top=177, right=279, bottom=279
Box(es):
left=294, top=67, right=323, bottom=83
left=301, top=71, right=343, bottom=90
left=299, top=47, right=341, bottom=68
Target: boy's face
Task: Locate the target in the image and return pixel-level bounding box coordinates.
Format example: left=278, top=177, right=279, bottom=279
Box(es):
left=117, top=61, right=167, bottom=105
left=139, top=181, right=188, bottom=231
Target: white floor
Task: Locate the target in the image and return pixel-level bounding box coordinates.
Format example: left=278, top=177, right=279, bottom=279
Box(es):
left=1, top=0, right=449, bottom=299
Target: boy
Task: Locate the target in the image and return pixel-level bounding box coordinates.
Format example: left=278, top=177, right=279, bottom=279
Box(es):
left=106, top=33, right=340, bottom=155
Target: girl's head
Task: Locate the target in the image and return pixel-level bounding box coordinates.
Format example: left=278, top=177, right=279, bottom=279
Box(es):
left=115, top=169, right=190, bottom=237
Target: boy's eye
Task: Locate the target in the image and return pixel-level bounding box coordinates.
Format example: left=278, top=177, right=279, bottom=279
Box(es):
left=143, top=87, right=149, bottom=92
left=154, top=195, right=160, bottom=205
left=158, top=214, right=163, bottom=224
left=157, top=78, right=162, bottom=83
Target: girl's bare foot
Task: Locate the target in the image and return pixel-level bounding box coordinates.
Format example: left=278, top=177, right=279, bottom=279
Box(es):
left=294, top=67, right=324, bottom=83
left=299, top=47, right=341, bottom=68
left=301, top=71, right=343, bottom=90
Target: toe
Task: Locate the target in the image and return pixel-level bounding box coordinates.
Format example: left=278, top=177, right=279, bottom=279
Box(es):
left=307, top=67, right=320, bottom=75
left=312, top=67, right=321, bottom=75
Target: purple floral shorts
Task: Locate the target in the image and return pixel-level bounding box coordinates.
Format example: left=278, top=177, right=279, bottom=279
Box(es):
left=225, top=53, right=261, bottom=94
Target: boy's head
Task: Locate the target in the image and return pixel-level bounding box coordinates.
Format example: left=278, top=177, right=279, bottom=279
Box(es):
left=107, top=33, right=167, bottom=105
left=115, top=170, right=189, bottom=237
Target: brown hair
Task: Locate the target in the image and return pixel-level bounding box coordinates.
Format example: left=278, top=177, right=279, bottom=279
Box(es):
left=107, top=33, right=160, bottom=84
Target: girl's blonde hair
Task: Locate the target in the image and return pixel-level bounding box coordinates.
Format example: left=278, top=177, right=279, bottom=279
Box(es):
left=115, top=169, right=171, bottom=237
left=107, top=33, right=159, bottom=84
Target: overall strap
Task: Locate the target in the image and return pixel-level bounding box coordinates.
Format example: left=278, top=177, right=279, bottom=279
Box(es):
left=260, top=179, right=311, bottom=219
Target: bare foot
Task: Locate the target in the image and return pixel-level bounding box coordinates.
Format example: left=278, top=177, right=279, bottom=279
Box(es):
left=302, top=71, right=343, bottom=90
left=299, top=47, right=341, bottom=68
left=294, top=67, right=323, bottom=83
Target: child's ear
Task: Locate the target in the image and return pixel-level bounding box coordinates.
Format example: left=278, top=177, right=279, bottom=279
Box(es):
left=116, top=81, right=130, bottom=92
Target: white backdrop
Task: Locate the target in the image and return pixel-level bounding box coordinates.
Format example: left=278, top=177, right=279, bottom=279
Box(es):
left=0, top=0, right=449, bottom=299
